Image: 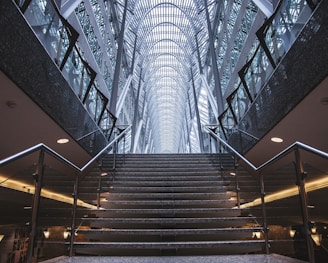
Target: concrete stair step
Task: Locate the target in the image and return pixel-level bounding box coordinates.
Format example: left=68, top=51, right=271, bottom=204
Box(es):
left=104, top=153, right=226, bottom=160
left=72, top=153, right=264, bottom=256
left=77, top=227, right=263, bottom=241
left=103, top=186, right=231, bottom=193
left=111, top=180, right=229, bottom=187
left=82, top=217, right=255, bottom=228
left=71, top=240, right=264, bottom=256
left=96, top=199, right=237, bottom=209
left=79, top=193, right=237, bottom=203
left=88, top=208, right=247, bottom=217
left=106, top=172, right=222, bottom=177
left=110, top=165, right=229, bottom=169
left=111, top=175, right=223, bottom=180
left=109, top=162, right=222, bottom=168
left=97, top=192, right=233, bottom=200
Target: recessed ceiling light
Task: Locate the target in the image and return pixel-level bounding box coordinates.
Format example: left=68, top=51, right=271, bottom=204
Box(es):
left=6, top=100, right=17, bottom=108
left=320, top=97, right=328, bottom=105
left=57, top=138, right=69, bottom=144
left=271, top=137, right=283, bottom=143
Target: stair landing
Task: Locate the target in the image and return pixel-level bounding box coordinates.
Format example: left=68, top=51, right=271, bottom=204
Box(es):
left=42, top=254, right=307, bottom=263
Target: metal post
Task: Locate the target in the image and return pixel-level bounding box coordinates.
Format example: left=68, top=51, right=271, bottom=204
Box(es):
left=27, top=149, right=45, bottom=263
left=294, top=149, right=315, bottom=263
left=219, top=140, right=223, bottom=172
left=69, top=174, right=79, bottom=258
left=259, top=173, right=270, bottom=254
left=113, top=129, right=117, bottom=170
left=97, top=176, right=101, bottom=210
left=123, top=131, right=126, bottom=164
left=209, top=135, right=212, bottom=153
left=234, top=158, right=240, bottom=208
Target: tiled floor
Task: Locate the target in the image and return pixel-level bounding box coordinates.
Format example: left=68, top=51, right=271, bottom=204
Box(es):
left=42, top=254, right=307, bottom=263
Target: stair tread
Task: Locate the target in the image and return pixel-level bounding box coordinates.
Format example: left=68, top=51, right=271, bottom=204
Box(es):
left=74, top=153, right=264, bottom=256
left=82, top=217, right=255, bottom=222
left=77, top=227, right=263, bottom=234
left=95, top=200, right=236, bottom=205
left=99, top=193, right=232, bottom=198
left=87, top=208, right=248, bottom=213
left=72, top=240, right=264, bottom=246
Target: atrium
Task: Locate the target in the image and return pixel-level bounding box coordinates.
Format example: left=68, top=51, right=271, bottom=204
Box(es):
left=0, top=0, right=328, bottom=262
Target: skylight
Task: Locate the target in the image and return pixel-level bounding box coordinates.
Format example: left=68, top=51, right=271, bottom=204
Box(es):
left=119, top=0, right=212, bottom=153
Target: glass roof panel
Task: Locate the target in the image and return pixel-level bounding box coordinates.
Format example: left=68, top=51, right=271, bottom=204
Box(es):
left=115, top=0, right=214, bottom=153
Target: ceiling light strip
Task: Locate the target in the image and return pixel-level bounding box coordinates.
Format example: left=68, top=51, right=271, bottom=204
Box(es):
left=0, top=175, right=98, bottom=209
left=237, top=175, right=328, bottom=209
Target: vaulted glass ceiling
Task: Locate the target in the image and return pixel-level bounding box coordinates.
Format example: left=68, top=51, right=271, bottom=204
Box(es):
left=115, top=0, right=216, bottom=153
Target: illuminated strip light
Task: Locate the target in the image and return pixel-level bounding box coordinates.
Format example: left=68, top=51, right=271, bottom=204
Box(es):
left=238, top=176, right=328, bottom=209
left=0, top=175, right=98, bottom=209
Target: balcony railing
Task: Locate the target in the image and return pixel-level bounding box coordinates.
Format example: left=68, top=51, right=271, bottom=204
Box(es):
left=204, top=125, right=328, bottom=263
left=0, top=126, right=131, bottom=262
left=16, top=0, right=116, bottom=136
left=218, top=0, right=319, bottom=143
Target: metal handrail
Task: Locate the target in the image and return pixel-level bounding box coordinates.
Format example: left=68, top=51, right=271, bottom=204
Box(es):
left=0, top=125, right=131, bottom=173
left=204, top=126, right=328, bottom=173
left=205, top=126, right=328, bottom=262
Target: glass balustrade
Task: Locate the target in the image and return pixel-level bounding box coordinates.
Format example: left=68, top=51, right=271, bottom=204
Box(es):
left=18, top=0, right=115, bottom=140
left=223, top=0, right=318, bottom=144
left=206, top=126, right=328, bottom=262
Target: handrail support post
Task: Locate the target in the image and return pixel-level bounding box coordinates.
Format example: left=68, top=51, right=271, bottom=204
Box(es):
left=294, top=149, right=315, bottom=263
left=113, top=130, right=117, bottom=170
left=27, top=149, right=45, bottom=263
left=123, top=132, right=126, bottom=164
left=97, top=175, right=101, bottom=209
left=234, top=157, right=241, bottom=208
left=69, top=173, right=79, bottom=258
left=260, top=173, right=270, bottom=254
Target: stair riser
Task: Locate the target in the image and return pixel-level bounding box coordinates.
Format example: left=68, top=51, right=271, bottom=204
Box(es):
left=73, top=153, right=263, bottom=256
left=87, top=207, right=247, bottom=216
left=73, top=242, right=263, bottom=256
left=103, top=186, right=230, bottom=193
left=86, top=220, right=253, bottom=229
left=107, top=181, right=229, bottom=187
left=97, top=193, right=233, bottom=200
left=80, top=231, right=256, bottom=242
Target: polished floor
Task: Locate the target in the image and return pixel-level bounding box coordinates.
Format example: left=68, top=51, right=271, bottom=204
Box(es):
left=42, top=254, right=307, bottom=263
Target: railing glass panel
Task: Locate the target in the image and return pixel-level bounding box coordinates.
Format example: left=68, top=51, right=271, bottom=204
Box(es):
left=261, top=160, right=306, bottom=260
left=243, top=47, right=274, bottom=98
left=18, top=0, right=116, bottom=140
left=265, top=0, right=313, bottom=65
left=36, top=155, right=77, bottom=260
left=205, top=126, right=328, bottom=261
left=218, top=108, right=236, bottom=139
left=61, top=48, right=91, bottom=100
left=0, top=153, right=72, bottom=261
left=24, top=0, right=70, bottom=68
left=84, top=84, right=107, bottom=124
left=0, top=128, right=131, bottom=261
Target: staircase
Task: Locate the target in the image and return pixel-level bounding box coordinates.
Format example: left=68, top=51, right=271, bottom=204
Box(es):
left=73, top=154, right=265, bottom=256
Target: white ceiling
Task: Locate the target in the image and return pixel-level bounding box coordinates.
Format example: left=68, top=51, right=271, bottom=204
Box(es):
left=0, top=70, right=91, bottom=171
left=245, top=75, right=328, bottom=172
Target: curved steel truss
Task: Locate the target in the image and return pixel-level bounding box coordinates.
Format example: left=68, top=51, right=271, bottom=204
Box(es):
left=117, top=0, right=215, bottom=153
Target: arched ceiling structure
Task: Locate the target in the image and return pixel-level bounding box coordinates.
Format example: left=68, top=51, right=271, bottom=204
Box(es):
left=115, top=0, right=216, bottom=153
